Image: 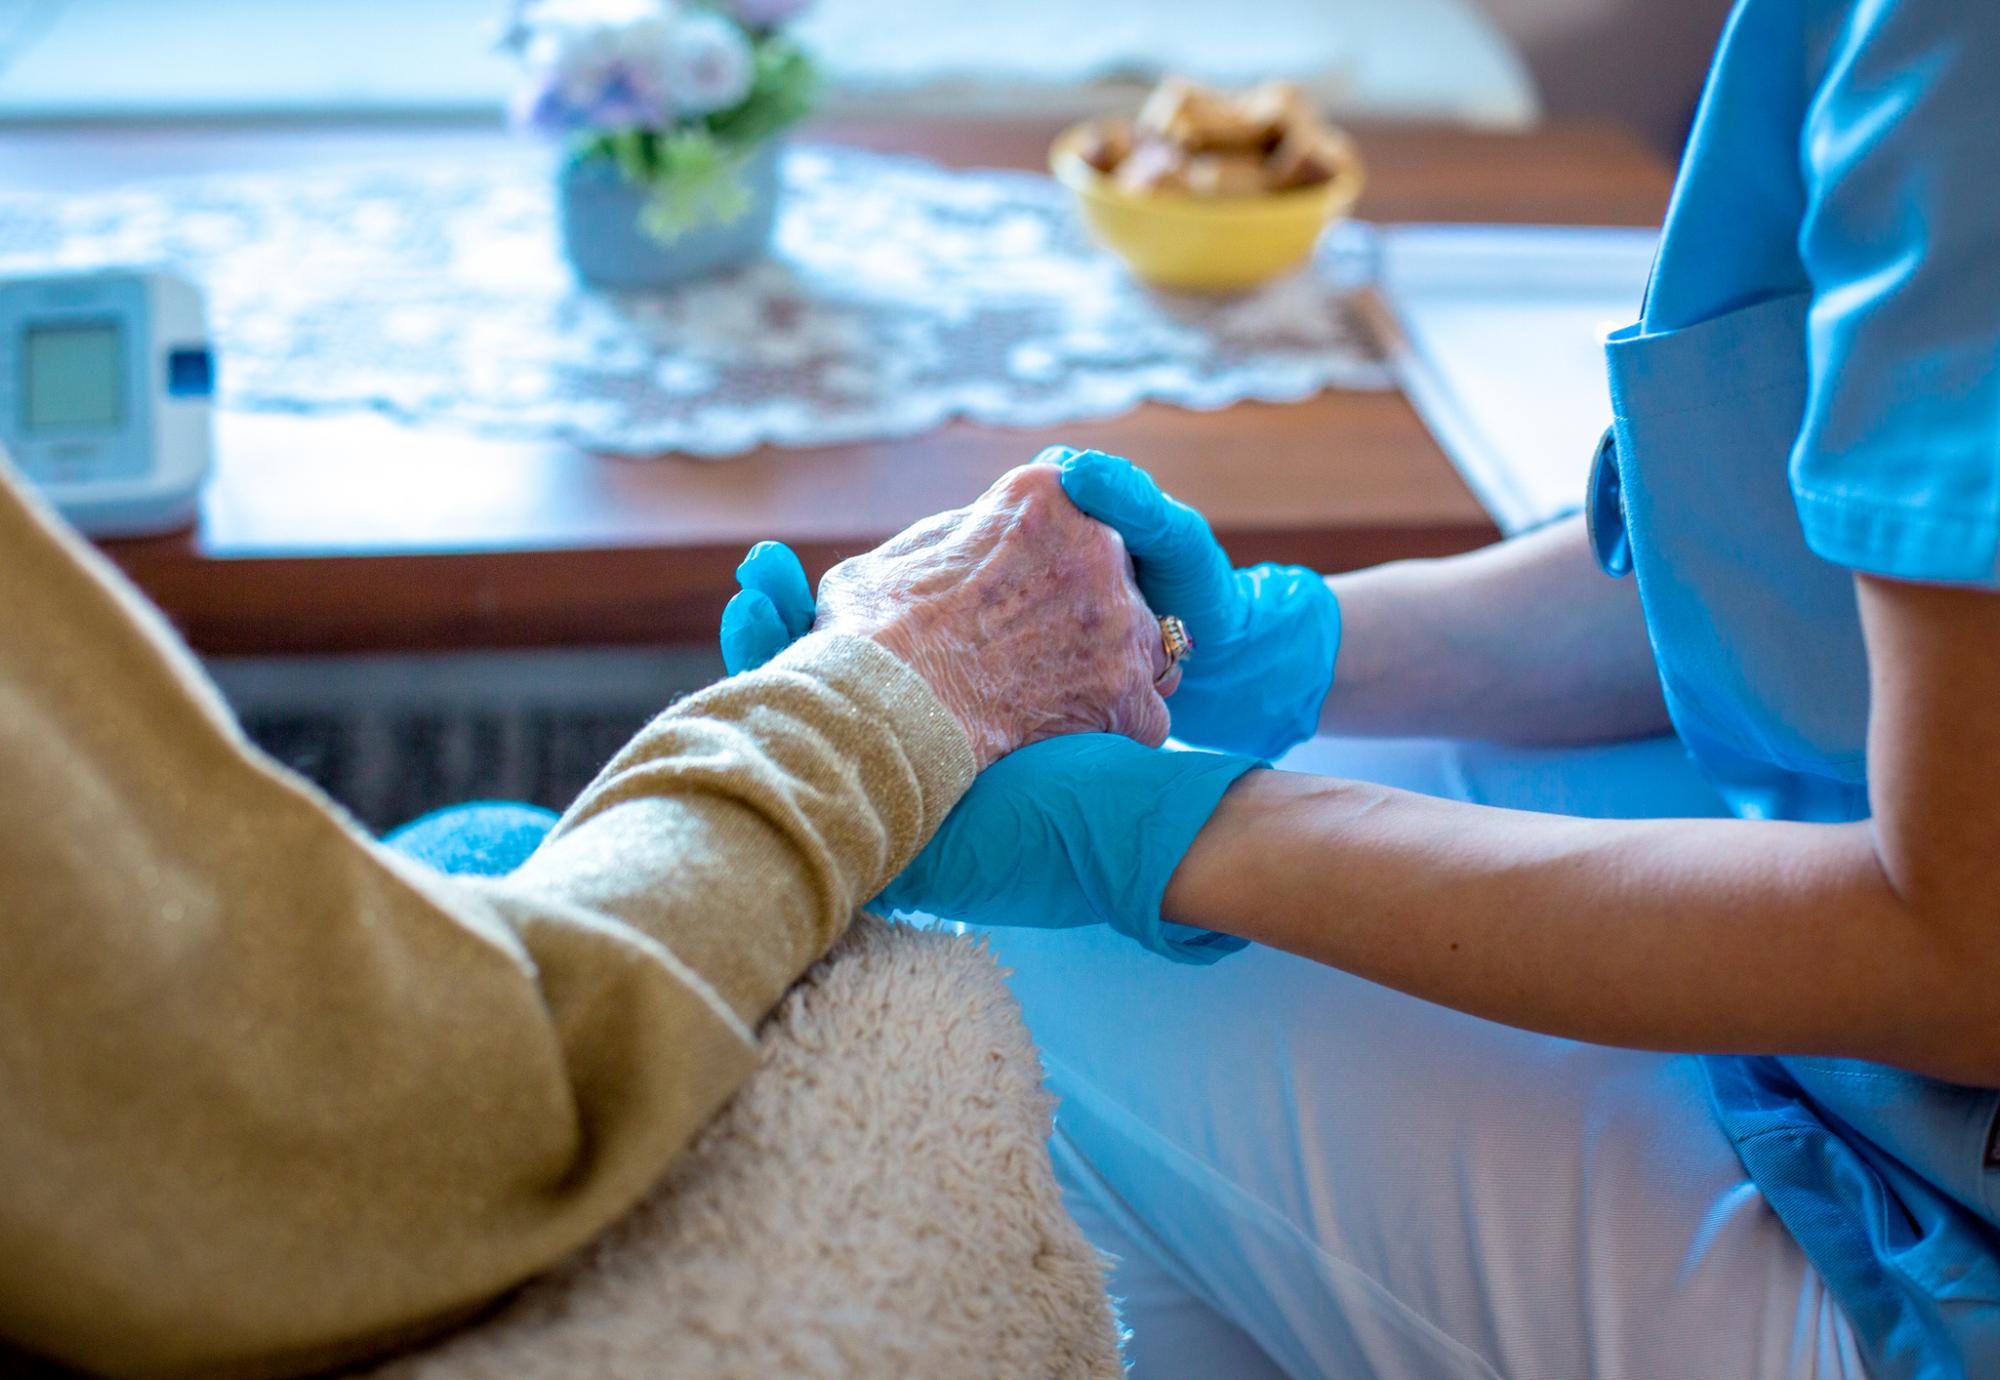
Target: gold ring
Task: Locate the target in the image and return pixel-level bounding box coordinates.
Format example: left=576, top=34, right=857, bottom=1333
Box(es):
left=1158, top=615, right=1194, bottom=668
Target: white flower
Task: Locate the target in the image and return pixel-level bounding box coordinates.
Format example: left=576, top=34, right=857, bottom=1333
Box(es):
left=516, top=0, right=682, bottom=130
left=512, top=0, right=763, bottom=132
left=520, top=0, right=673, bottom=30
left=658, top=9, right=755, bottom=116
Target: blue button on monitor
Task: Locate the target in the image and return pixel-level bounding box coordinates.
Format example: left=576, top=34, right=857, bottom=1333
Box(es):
left=167, top=346, right=214, bottom=398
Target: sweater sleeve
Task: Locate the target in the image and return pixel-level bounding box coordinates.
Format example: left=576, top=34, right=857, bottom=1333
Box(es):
left=0, top=464, right=975, bottom=1380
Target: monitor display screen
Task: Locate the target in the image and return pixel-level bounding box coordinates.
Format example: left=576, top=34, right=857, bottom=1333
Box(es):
left=24, top=320, right=125, bottom=434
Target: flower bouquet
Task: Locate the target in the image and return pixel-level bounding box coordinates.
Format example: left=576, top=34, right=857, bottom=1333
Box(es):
left=510, top=0, right=818, bottom=287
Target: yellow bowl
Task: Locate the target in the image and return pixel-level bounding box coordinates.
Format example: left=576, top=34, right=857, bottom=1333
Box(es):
left=1050, top=120, right=1365, bottom=293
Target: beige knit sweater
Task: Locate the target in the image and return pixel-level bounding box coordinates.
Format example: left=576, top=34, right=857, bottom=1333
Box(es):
left=0, top=460, right=977, bottom=1379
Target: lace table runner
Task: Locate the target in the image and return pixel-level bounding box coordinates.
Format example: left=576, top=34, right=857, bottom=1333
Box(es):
left=0, top=145, right=1389, bottom=457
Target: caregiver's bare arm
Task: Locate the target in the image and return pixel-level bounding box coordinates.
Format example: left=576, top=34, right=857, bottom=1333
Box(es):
left=1169, top=574, right=2000, bottom=1087
left=1320, top=515, right=1670, bottom=745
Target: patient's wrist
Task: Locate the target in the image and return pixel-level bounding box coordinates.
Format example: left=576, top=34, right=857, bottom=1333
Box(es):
left=859, top=619, right=1007, bottom=769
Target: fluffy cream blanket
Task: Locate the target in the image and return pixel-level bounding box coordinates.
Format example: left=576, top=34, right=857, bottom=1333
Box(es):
left=362, top=917, right=1124, bottom=1380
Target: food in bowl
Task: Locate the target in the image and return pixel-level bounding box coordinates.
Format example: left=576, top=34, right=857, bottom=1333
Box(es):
left=1074, top=77, right=1353, bottom=200
left=1049, top=77, right=1364, bottom=292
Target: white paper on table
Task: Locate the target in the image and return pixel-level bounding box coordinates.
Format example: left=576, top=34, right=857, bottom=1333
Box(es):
left=1356, top=223, right=1660, bottom=534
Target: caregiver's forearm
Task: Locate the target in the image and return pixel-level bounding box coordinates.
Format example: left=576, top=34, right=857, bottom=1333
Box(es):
left=1163, top=770, right=1998, bottom=1085
left=1321, top=516, right=1669, bottom=745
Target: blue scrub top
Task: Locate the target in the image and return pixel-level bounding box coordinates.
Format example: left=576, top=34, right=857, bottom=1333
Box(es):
left=1595, top=2, right=2000, bottom=1374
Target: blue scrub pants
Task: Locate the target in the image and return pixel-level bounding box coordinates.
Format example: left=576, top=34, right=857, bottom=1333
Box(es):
left=977, top=734, right=1872, bottom=1380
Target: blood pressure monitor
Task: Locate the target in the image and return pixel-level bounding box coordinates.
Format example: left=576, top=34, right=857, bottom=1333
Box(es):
left=0, top=269, right=215, bottom=537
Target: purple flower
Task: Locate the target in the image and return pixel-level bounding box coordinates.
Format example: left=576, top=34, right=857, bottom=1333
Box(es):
left=510, top=77, right=583, bottom=135
left=725, top=0, right=813, bottom=28
left=588, top=68, right=666, bottom=127
left=514, top=5, right=662, bottom=130
left=511, top=1, right=761, bottom=133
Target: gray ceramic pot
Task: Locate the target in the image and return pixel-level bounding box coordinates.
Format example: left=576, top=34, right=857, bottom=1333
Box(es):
left=557, top=140, right=782, bottom=289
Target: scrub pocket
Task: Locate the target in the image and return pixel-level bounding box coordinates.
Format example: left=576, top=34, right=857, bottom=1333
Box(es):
left=1601, top=291, right=1870, bottom=816
left=1783, top=1059, right=2000, bottom=1257
left=1706, top=1055, right=2000, bottom=1379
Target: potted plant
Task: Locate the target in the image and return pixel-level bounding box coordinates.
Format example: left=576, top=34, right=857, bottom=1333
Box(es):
left=510, top=0, right=818, bottom=288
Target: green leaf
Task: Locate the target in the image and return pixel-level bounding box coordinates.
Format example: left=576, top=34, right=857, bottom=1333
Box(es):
left=637, top=129, right=754, bottom=242
left=706, top=38, right=819, bottom=148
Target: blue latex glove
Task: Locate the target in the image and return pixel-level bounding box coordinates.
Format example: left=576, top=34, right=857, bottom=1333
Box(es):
left=717, top=540, right=1257, bottom=963
left=719, top=540, right=815, bottom=675
left=874, top=733, right=1260, bottom=964
left=1057, top=448, right=1342, bottom=759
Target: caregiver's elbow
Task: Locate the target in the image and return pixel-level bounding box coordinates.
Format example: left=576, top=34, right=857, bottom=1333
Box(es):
left=1902, top=1017, right=2000, bottom=1091
left=1925, top=960, right=2000, bottom=1088
left=1872, top=896, right=2000, bottom=1088
left=1843, top=817, right=2000, bottom=1086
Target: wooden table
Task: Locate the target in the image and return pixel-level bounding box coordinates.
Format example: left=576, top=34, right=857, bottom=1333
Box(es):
left=5, top=117, right=1672, bottom=655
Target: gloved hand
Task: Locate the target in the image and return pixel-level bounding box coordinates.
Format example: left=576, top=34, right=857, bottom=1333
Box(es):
left=875, top=733, right=1260, bottom=964
left=719, top=540, right=815, bottom=675
left=718, top=539, right=1258, bottom=963
left=1057, top=448, right=1342, bottom=758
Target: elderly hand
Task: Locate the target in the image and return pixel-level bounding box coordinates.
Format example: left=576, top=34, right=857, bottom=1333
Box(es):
left=723, top=461, right=1177, bottom=769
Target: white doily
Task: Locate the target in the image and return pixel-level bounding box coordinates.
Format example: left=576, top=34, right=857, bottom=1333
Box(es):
left=0, top=145, right=1390, bottom=457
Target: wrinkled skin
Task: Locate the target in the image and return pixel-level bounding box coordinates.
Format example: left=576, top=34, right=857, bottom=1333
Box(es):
left=815, top=464, right=1178, bottom=769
